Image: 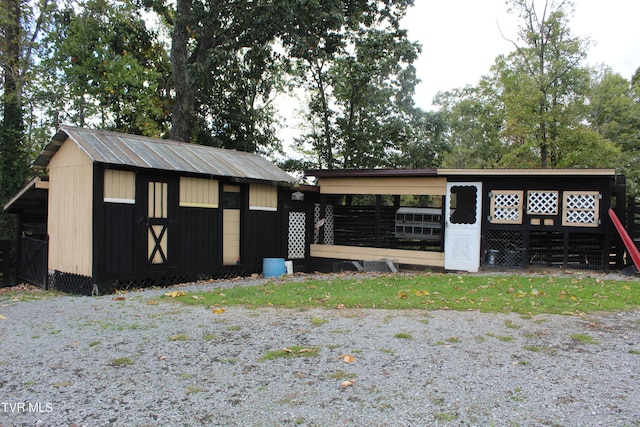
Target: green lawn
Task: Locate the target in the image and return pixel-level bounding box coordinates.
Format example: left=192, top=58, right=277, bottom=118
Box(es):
left=167, top=273, right=640, bottom=315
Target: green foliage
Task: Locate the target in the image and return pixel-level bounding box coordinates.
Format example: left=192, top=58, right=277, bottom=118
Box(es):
left=39, top=0, right=170, bottom=137
left=436, top=0, right=634, bottom=176
left=283, top=0, right=426, bottom=170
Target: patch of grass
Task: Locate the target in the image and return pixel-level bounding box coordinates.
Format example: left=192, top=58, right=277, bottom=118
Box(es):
left=186, top=385, right=204, bottom=395
left=89, top=341, right=101, bottom=347
left=328, top=371, right=358, bottom=380
left=202, top=333, right=220, bottom=341
left=169, top=334, right=190, bottom=341
left=111, top=357, right=134, bottom=367
left=311, top=317, right=328, bottom=326
left=259, top=346, right=320, bottom=361
left=379, top=347, right=396, bottom=355
left=51, top=381, right=73, bottom=388
left=504, top=319, right=520, bottom=329
left=447, top=336, right=461, bottom=343
left=628, top=349, right=640, bottom=355
left=523, top=345, right=541, bottom=352
left=394, top=332, right=413, bottom=340
left=497, top=335, right=515, bottom=342
left=166, top=273, right=640, bottom=315
left=570, top=333, right=599, bottom=344
left=434, top=411, right=459, bottom=422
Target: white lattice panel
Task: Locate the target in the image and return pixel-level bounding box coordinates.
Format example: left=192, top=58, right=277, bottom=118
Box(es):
left=495, top=193, right=520, bottom=208
left=324, top=205, right=334, bottom=245
left=563, top=192, right=600, bottom=226
left=490, top=191, right=522, bottom=224
left=288, top=212, right=306, bottom=259
left=494, top=207, right=520, bottom=222
left=566, top=210, right=596, bottom=224
left=566, top=194, right=596, bottom=210
left=314, top=203, right=321, bottom=244
left=527, top=191, right=558, bottom=214
left=313, top=203, right=335, bottom=245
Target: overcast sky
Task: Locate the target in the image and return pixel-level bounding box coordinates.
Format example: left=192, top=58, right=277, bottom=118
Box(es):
left=402, top=0, right=640, bottom=110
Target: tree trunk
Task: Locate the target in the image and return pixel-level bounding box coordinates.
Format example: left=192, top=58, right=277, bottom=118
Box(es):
left=0, top=0, right=26, bottom=238
left=169, top=0, right=195, bottom=142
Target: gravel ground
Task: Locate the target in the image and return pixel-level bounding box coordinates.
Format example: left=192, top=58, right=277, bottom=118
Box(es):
left=1, top=272, right=639, bottom=427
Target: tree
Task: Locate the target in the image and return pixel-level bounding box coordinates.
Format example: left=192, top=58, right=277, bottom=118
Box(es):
left=437, top=0, right=620, bottom=171
left=0, top=0, right=53, bottom=238
left=500, top=0, right=596, bottom=168
left=435, top=74, right=506, bottom=168
left=163, top=0, right=281, bottom=148
left=39, top=0, right=170, bottom=137
left=284, top=0, right=422, bottom=170
left=588, top=67, right=640, bottom=193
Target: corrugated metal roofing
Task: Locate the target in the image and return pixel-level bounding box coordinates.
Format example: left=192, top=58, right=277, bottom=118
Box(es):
left=32, top=125, right=296, bottom=185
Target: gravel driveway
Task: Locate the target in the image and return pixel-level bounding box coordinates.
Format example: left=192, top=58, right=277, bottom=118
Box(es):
left=1, top=273, right=639, bottom=426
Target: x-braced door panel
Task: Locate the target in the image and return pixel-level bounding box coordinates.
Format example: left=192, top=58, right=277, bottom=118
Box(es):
left=147, top=181, right=169, bottom=265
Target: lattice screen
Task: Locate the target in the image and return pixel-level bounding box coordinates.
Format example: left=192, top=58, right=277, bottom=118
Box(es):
left=288, top=212, right=306, bottom=259
left=314, top=203, right=334, bottom=245
left=527, top=191, right=558, bottom=215
left=563, top=192, right=600, bottom=227
left=490, top=191, right=522, bottom=224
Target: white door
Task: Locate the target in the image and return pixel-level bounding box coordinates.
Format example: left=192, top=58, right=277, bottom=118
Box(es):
left=444, top=182, right=482, bottom=272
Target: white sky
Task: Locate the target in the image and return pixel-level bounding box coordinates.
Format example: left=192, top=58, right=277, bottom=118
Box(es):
left=403, top=0, right=640, bottom=109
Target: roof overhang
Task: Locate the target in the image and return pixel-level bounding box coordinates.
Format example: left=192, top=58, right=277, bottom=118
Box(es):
left=3, top=177, right=49, bottom=214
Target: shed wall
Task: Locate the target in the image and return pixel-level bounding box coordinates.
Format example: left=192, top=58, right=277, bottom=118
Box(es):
left=47, top=139, right=93, bottom=276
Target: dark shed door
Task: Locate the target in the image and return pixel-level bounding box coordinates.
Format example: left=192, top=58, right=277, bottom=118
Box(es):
left=138, top=174, right=178, bottom=272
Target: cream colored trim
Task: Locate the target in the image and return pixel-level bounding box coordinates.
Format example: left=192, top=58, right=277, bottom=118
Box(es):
left=35, top=180, right=49, bottom=189
left=310, top=244, right=444, bottom=267
left=249, top=206, right=278, bottom=211
left=180, top=176, right=219, bottom=208
left=319, top=177, right=447, bottom=195
left=249, top=183, right=278, bottom=210
left=437, top=168, right=616, bottom=176
left=180, top=202, right=219, bottom=208
left=104, top=197, right=135, bottom=204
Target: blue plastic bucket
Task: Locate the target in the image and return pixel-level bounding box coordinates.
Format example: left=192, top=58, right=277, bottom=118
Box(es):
left=263, top=258, right=286, bottom=278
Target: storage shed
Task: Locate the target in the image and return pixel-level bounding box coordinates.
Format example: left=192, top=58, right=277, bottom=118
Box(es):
left=305, top=168, right=627, bottom=273
left=6, top=126, right=298, bottom=294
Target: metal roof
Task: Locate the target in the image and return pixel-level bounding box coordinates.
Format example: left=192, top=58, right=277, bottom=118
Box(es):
left=32, top=125, right=296, bottom=185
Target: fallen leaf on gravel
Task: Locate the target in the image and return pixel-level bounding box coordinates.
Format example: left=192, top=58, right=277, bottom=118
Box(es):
left=338, top=354, right=356, bottom=363
left=164, top=291, right=186, bottom=298
left=112, top=296, right=126, bottom=301
left=158, top=356, right=166, bottom=361
left=0, top=315, right=6, bottom=320
left=146, top=300, right=159, bottom=305
left=341, top=379, right=355, bottom=389
left=298, top=348, right=315, bottom=354
left=212, top=307, right=225, bottom=314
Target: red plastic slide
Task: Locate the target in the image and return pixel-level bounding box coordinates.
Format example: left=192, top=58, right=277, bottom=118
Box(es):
left=608, top=208, right=640, bottom=271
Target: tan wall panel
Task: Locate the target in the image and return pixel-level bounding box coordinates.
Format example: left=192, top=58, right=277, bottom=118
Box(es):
left=319, top=177, right=447, bottom=195
left=180, top=177, right=219, bottom=208
left=310, top=244, right=444, bottom=267
left=223, top=210, right=241, bottom=265
left=47, top=139, right=93, bottom=276
left=104, top=169, right=135, bottom=202
left=249, top=183, right=278, bottom=210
